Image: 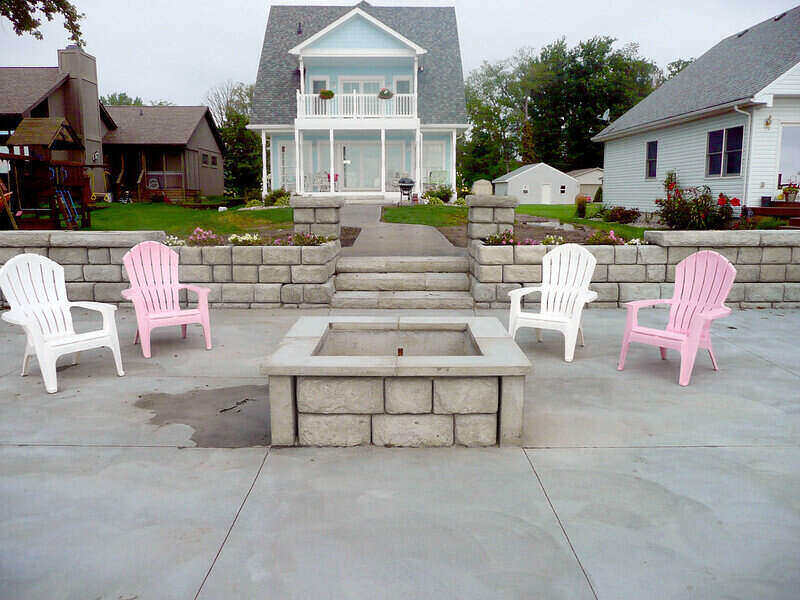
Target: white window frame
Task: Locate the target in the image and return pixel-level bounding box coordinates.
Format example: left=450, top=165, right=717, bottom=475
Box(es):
left=705, top=125, right=744, bottom=178
left=310, top=76, right=329, bottom=94
left=393, top=76, right=413, bottom=95
left=778, top=122, right=800, bottom=188
left=645, top=140, right=658, bottom=179
left=422, top=140, right=445, bottom=171
left=339, top=76, right=385, bottom=94
left=521, top=184, right=529, bottom=194
left=559, top=185, right=566, bottom=195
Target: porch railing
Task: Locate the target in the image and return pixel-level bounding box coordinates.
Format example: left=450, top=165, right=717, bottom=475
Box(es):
left=297, top=92, right=417, bottom=119
left=144, top=171, right=184, bottom=190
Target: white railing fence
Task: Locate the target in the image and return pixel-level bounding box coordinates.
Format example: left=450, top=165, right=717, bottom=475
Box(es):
left=297, top=92, right=416, bottom=119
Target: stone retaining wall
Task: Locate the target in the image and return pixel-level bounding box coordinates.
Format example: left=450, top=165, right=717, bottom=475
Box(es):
left=290, top=196, right=344, bottom=240
left=0, top=231, right=339, bottom=309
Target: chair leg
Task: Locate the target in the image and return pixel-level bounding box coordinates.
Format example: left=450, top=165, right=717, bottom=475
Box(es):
left=563, top=327, right=578, bottom=363
left=39, top=352, right=58, bottom=394
left=139, top=326, right=152, bottom=359
left=181, top=324, right=187, bottom=339
left=578, top=326, right=585, bottom=348
left=660, top=347, right=667, bottom=360
left=201, top=316, right=212, bottom=350
left=108, top=326, right=125, bottom=376
left=536, top=328, right=543, bottom=343
left=72, top=352, right=80, bottom=366
left=134, top=330, right=139, bottom=345
left=678, top=342, right=699, bottom=386
left=617, top=333, right=631, bottom=371
left=707, top=343, right=719, bottom=371
left=21, top=343, right=34, bottom=377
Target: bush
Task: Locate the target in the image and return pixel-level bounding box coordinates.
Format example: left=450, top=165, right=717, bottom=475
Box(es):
left=187, top=227, right=225, bottom=246
left=264, top=187, right=291, bottom=207
left=483, top=229, right=515, bottom=245
left=271, top=232, right=332, bottom=246
left=593, top=186, right=603, bottom=203
left=575, top=195, right=589, bottom=218
left=423, top=185, right=453, bottom=204
left=229, top=233, right=263, bottom=246
left=541, top=234, right=565, bottom=246
left=755, top=216, right=788, bottom=229
left=655, top=183, right=734, bottom=230
left=603, top=205, right=641, bottom=224
left=585, top=229, right=625, bottom=245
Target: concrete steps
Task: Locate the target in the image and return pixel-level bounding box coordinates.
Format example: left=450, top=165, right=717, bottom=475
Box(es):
left=332, top=255, right=473, bottom=309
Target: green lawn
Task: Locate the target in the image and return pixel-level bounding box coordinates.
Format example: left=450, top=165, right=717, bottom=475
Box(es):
left=516, top=203, right=648, bottom=239
left=381, top=205, right=467, bottom=227
left=89, top=203, right=293, bottom=237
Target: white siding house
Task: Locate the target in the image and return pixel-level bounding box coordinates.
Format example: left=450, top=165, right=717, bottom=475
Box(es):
left=566, top=167, right=603, bottom=199
left=593, top=6, right=800, bottom=211
left=492, top=163, right=579, bottom=204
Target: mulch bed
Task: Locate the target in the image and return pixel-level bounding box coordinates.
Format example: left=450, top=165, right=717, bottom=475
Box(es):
left=340, top=226, right=361, bottom=248
left=437, top=222, right=594, bottom=248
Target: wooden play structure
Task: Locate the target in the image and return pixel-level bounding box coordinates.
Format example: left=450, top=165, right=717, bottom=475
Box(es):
left=0, top=118, right=92, bottom=230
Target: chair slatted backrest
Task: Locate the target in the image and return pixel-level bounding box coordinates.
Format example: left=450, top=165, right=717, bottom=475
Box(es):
left=668, top=250, right=736, bottom=334
left=540, top=244, right=597, bottom=317
left=123, top=241, right=181, bottom=314
left=0, top=254, right=74, bottom=337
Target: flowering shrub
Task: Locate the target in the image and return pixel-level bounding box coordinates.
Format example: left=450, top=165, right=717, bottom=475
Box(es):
left=603, top=205, right=641, bottom=224
left=518, top=238, right=541, bottom=245
left=541, top=234, right=565, bottom=246
left=187, top=227, right=225, bottom=246
left=655, top=172, right=734, bottom=230
left=425, top=196, right=444, bottom=206
left=585, top=229, right=625, bottom=245
left=272, top=232, right=332, bottom=246
left=263, top=188, right=291, bottom=207
left=625, top=237, right=646, bottom=245
left=423, top=185, right=453, bottom=204
left=163, top=235, right=185, bottom=247
left=483, top=229, right=516, bottom=245
left=229, top=233, right=263, bottom=246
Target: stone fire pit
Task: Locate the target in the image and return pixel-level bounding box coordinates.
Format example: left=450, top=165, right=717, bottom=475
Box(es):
left=261, top=317, right=532, bottom=447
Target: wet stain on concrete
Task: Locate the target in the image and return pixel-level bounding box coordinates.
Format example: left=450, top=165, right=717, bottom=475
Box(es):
left=136, top=385, right=270, bottom=448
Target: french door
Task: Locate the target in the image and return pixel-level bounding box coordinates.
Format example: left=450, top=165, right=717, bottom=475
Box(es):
left=336, top=142, right=381, bottom=191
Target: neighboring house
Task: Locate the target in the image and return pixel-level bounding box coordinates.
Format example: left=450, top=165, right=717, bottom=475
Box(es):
left=0, top=45, right=224, bottom=201
left=566, top=167, right=603, bottom=200
left=249, top=1, right=468, bottom=201
left=592, top=6, right=800, bottom=211
left=492, top=163, right=579, bottom=204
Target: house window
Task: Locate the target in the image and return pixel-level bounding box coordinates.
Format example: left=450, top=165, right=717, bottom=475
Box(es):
left=522, top=184, right=529, bottom=194
left=394, top=77, right=412, bottom=95
left=707, top=126, right=743, bottom=176
left=202, top=153, right=209, bottom=166
left=211, top=155, right=218, bottom=167
left=646, top=141, right=658, bottom=178
left=311, top=78, right=328, bottom=94
left=560, top=185, right=566, bottom=194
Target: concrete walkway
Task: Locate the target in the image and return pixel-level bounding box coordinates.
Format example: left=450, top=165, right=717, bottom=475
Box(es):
left=1, top=307, right=798, bottom=599
left=341, top=205, right=465, bottom=257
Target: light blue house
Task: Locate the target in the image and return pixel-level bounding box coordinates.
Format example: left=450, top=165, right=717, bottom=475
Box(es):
left=249, top=2, right=468, bottom=201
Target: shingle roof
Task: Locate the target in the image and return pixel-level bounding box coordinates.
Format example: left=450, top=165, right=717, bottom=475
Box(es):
left=594, top=5, right=800, bottom=141
left=102, top=106, right=219, bottom=147
left=0, top=67, right=67, bottom=115
left=492, top=164, right=541, bottom=183
left=252, top=2, right=467, bottom=125
left=566, top=167, right=602, bottom=177
left=6, top=117, right=83, bottom=149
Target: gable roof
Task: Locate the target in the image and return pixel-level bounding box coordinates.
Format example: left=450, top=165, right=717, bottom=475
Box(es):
left=102, top=106, right=222, bottom=149
left=252, top=1, right=467, bottom=125
left=6, top=117, right=83, bottom=149
left=0, top=67, right=68, bottom=115
left=593, top=5, right=800, bottom=141
left=493, top=163, right=577, bottom=184
left=566, top=167, right=603, bottom=177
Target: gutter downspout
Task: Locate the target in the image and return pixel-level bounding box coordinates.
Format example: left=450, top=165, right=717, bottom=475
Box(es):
left=733, top=104, right=752, bottom=209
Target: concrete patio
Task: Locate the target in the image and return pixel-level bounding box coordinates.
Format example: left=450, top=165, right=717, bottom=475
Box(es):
left=1, top=306, right=798, bottom=599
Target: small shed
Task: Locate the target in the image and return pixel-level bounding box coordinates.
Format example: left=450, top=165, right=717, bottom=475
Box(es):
left=492, top=163, right=578, bottom=204
left=566, top=167, right=603, bottom=200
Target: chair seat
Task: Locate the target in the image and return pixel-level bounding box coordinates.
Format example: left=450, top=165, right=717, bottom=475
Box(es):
left=146, top=308, right=201, bottom=321
left=630, top=326, right=687, bottom=343
left=517, top=311, right=570, bottom=324
left=45, top=329, right=108, bottom=345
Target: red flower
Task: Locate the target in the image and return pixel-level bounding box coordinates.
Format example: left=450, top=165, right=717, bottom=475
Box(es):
left=730, top=197, right=741, bottom=206
left=717, top=197, right=726, bottom=206
left=668, top=183, right=676, bottom=190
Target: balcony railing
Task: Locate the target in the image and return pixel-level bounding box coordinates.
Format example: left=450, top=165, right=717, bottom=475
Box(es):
left=297, top=91, right=416, bottom=119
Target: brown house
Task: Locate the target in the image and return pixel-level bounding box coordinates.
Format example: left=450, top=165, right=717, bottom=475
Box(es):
left=0, top=45, right=224, bottom=202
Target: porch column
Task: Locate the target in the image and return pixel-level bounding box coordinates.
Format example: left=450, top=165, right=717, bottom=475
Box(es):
left=261, top=130, right=268, bottom=196
left=299, top=57, right=305, bottom=95
left=329, top=129, right=335, bottom=193
left=451, top=129, right=457, bottom=202
left=413, top=56, right=419, bottom=118
left=415, top=129, right=422, bottom=196
left=294, top=128, right=300, bottom=194
left=380, top=128, right=386, bottom=194
left=298, top=130, right=304, bottom=194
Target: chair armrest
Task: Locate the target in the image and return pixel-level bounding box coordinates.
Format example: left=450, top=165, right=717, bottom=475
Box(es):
left=583, top=290, right=598, bottom=303
left=1, top=310, right=28, bottom=326
left=69, top=301, right=118, bottom=332
left=121, top=287, right=140, bottom=300
left=624, top=299, right=672, bottom=310
left=697, top=306, right=731, bottom=321
left=508, top=286, right=542, bottom=300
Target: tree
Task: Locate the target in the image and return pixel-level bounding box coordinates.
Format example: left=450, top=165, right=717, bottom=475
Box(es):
left=1, top=0, right=84, bottom=45
left=100, top=92, right=144, bottom=106
left=665, top=58, right=694, bottom=79
left=204, top=81, right=262, bottom=195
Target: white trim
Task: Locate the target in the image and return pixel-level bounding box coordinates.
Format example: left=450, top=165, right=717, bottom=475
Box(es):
left=423, top=140, right=446, bottom=171
left=299, top=49, right=415, bottom=58
left=295, top=117, right=419, bottom=130
left=381, top=128, right=386, bottom=193
left=753, top=60, right=800, bottom=102
left=777, top=121, right=800, bottom=187
left=261, top=130, right=268, bottom=195
left=393, top=75, right=413, bottom=95
left=703, top=124, right=745, bottom=179
left=309, top=76, right=329, bottom=94
left=247, top=124, right=293, bottom=132
left=421, top=123, right=470, bottom=130
left=451, top=129, right=457, bottom=202
left=645, top=139, right=658, bottom=180
left=299, top=57, right=305, bottom=95
left=288, top=7, right=427, bottom=56
left=492, top=162, right=579, bottom=184
left=339, top=76, right=385, bottom=94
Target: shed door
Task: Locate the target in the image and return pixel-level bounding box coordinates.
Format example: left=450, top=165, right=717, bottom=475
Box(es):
left=541, top=183, right=551, bottom=204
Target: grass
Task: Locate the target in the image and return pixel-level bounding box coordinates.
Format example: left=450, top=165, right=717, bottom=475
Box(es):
left=381, top=204, right=467, bottom=227
left=89, top=203, right=293, bottom=237
left=515, top=203, right=648, bottom=239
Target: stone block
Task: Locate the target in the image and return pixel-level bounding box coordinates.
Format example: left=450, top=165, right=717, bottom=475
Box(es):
left=269, top=376, right=295, bottom=446
left=792, top=248, right=800, bottom=264
left=314, top=208, right=339, bottom=224
left=254, top=283, right=282, bottom=303
left=499, top=376, right=524, bottom=446
left=591, top=265, right=608, bottom=282
left=93, top=283, right=128, bottom=302
left=455, top=414, right=497, bottom=447
left=87, top=248, right=110, bottom=264
left=232, top=246, right=262, bottom=265
left=608, top=264, right=646, bottom=282
left=293, top=223, right=310, bottom=234
left=263, top=246, right=302, bottom=265
left=584, top=245, right=614, bottom=264
left=0, top=247, right=22, bottom=264
left=468, top=207, right=493, bottom=223
left=637, top=245, right=667, bottom=264
left=644, top=230, right=759, bottom=247
left=503, top=264, right=541, bottom=283
left=292, top=263, right=334, bottom=284
left=787, top=265, right=800, bottom=282
left=297, top=377, right=383, bottom=413
left=646, top=264, right=666, bottom=282
left=514, top=245, right=547, bottom=264
left=301, top=241, right=340, bottom=265
left=466, top=195, right=519, bottom=208
left=23, top=247, right=47, bottom=256
left=744, top=283, right=784, bottom=302
left=590, top=283, right=619, bottom=302
left=0, top=231, right=50, bottom=247
left=62, top=265, right=84, bottom=282
left=667, top=247, right=699, bottom=264
left=700, top=247, right=738, bottom=263
left=290, top=196, right=345, bottom=209
left=372, top=414, right=453, bottom=447
left=619, top=283, right=661, bottom=302
left=433, top=377, right=498, bottom=414
left=293, top=208, right=315, bottom=223
left=202, top=283, right=222, bottom=303
left=221, top=283, right=254, bottom=303
left=179, top=264, right=212, bottom=283
left=109, top=248, right=127, bottom=265
left=179, top=246, right=203, bottom=264
left=385, top=377, right=432, bottom=414
left=758, top=231, right=800, bottom=246
left=213, top=265, right=232, bottom=282
left=303, top=279, right=334, bottom=304
left=736, top=247, right=762, bottom=264
left=784, top=283, right=800, bottom=301
left=727, top=283, right=744, bottom=302
left=65, top=282, right=94, bottom=301
left=309, top=223, right=340, bottom=238
left=760, top=265, right=786, bottom=282
left=471, top=279, right=496, bottom=302
left=474, top=244, right=514, bottom=265
left=259, top=265, right=291, bottom=283
left=298, top=414, right=370, bottom=447
left=471, top=263, right=502, bottom=283
left=496, top=282, right=521, bottom=301
left=281, top=284, right=303, bottom=304
left=83, top=265, right=122, bottom=282
left=733, top=264, right=760, bottom=283
left=762, top=247, right=791, bottom=264
left=232, top=265, right=258, bottom=283
left=49, top=247, right=87, bottom=264
left=467, top=223, right=498, bottom=239
left=614, top=246, right=637, bottom=264
left=660, top=283, right=675, bottom=299
left=202, top=246, right=232, bottom=264
left=493, top=207, right=516, bottom=223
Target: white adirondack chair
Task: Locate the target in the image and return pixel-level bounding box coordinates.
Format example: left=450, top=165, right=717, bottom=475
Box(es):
left=508, top=243, right=598, bottom=362
left=0, top=253, right=124, bottom=393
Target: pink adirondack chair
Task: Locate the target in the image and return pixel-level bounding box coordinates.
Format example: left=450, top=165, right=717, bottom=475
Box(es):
left=617, top=250, right=736, bottom=386
left=122, top=241, right=211, bottom=358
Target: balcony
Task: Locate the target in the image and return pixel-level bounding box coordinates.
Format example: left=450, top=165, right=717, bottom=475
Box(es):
left=297, top=91, right=416, bottom=120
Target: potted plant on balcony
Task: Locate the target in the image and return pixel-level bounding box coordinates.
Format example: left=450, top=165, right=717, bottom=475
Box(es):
left=783, top=182, right=799, bottom=202
left=318, top=89, right=334, bottom=100
left=378, top=88, right=394, bottom=100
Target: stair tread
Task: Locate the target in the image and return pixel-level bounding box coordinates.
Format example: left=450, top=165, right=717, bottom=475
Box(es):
left=332, top=290, right=474, bottom=309
left=337, top=256, right=469, bottom=273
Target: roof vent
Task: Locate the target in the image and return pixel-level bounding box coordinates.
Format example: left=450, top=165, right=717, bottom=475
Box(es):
left=736, top=28, right=749, bottom=38
left=774, top=12, right=786, bottom=21
left=297, top=21, right=302, bottom=35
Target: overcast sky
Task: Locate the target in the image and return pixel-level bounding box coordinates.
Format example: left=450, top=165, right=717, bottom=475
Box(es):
left=1, top=0, right=796, bottom=106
